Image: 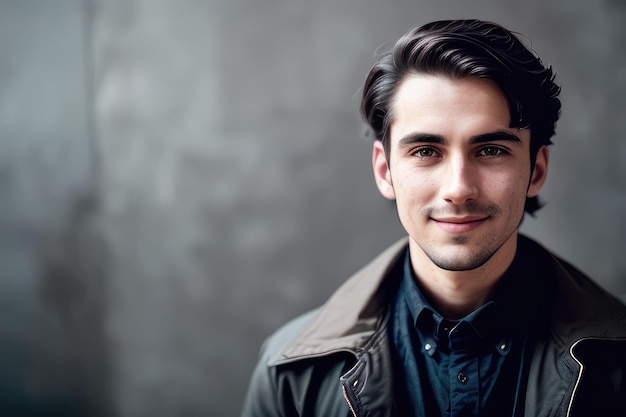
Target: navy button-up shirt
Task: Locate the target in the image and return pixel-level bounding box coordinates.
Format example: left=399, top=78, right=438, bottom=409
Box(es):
left=390, top=249, right=529, bottom=417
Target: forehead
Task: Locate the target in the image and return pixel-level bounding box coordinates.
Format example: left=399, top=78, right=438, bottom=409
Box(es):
left=389, top=74, right=515, bottom=142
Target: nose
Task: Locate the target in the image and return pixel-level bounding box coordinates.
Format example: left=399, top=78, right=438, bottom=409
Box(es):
left=439, top=155, right=479, bottom=204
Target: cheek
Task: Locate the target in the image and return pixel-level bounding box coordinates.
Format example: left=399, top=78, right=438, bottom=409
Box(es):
left=502, top=176, right=530, bottom=216
left=485, top=170, right=528, bottom=207
left=389, top=170, right=435, bottom=218
left=393, top=170, right=437, bottom=202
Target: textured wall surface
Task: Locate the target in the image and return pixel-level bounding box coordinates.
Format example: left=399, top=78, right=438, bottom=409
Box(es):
left=1, top=0, right=625, bottom=416
left=0, top=1, right=109, bottom=416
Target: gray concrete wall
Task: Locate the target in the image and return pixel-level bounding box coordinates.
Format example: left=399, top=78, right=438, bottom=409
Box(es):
left=1, top=0, right=625, bottom=416
left=0, top=1, right=109, bottom=416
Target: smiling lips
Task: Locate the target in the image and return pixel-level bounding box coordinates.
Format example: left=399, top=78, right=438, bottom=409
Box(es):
left=432, top=216, right=489, bottom=233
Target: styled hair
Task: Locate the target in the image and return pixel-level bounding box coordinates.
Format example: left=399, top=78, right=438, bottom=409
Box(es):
left=360, top=19, right=561, bottom=214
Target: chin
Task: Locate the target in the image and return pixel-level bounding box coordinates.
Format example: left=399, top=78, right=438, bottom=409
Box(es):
left=426, top=246, right=496, bottom=271
left=432, top=258, right=490, bottom=272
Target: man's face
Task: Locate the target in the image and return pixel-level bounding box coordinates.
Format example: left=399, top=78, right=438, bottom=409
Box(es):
left=372, top=74, right=548, bottom=272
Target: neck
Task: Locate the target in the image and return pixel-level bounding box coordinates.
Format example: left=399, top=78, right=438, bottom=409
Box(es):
left=408, top=235, right=517, bottom=320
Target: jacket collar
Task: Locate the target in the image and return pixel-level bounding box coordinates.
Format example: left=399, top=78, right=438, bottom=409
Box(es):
left=278, top=238, right=408, bottom=362
left=277, top=235, right=626, bottom=363
left=548, top=249, right=626, bottom=346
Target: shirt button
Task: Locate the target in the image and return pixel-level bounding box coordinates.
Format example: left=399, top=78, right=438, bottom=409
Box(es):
left=424, top=343, right=432, bottom=351
left=457, top=372, right=468, bottom=384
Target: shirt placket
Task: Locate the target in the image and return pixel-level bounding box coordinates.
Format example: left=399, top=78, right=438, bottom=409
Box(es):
left=447, top=322, right=480, bottom=417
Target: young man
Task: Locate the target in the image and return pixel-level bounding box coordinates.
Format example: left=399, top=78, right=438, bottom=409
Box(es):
left=242, top=20, right=626, bottom=417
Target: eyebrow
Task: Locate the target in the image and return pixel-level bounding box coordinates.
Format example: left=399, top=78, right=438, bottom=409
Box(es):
left=470, top=131, right=523, bottom=146
left=397, top=133, right=444, bottom=146
left=397, top=130, right=523, bottom=148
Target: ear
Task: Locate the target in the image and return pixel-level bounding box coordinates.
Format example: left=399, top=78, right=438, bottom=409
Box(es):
left=372, top=141, right=396, bottom=200
left=527, top=145, right=549, bottom=198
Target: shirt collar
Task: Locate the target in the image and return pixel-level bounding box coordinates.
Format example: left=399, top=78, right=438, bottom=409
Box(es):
left=400, top=249, right=513, bottom=356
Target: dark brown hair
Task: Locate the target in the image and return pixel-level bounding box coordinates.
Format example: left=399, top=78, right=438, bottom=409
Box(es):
left=360, top=19, right=561, bottom=214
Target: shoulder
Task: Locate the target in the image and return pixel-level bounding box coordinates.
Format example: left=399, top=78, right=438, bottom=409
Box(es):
left=240, top=309, right=320, bottom=416
left=255, top=237, right=406, bottom=366
left=519, top=235, right=626, bottom=340
left=261, top=309, right=320, bottom=366
left=270, top=238, right=408, bottom=362
left=241, top=310, right=359, bottom=417
left=241, top=238, right=408, bottom=416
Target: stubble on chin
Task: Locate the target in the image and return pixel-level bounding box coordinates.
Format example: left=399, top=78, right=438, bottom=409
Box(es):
left=426, top=247, right=493, bottom=271
left=450, top=235, right=470, bottom=244
left=419, top=203, right=503, bottom=271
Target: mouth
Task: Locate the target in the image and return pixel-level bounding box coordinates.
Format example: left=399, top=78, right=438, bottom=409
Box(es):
left=431, top=215, right=489, bottom=233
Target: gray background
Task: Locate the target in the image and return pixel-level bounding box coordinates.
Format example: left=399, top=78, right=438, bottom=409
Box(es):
left=1, top=0, right=625, bottom=416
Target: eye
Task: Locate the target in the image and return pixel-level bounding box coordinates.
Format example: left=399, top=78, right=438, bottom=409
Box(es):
left=477, top=146, right=507, bottom=157
left=413, top=147, right=440, bottom=158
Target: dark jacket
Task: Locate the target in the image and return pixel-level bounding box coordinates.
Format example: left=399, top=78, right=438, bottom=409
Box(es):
left=242, top=235, right=626, bottom=417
